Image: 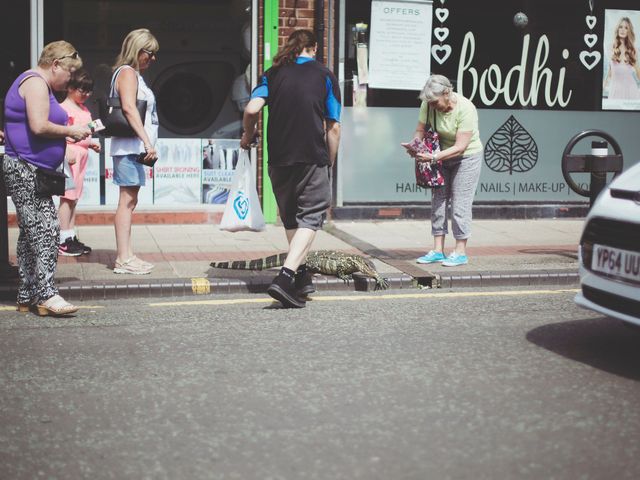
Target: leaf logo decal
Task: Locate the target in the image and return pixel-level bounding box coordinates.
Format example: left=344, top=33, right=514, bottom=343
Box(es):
left=484, top=115, right=538, bottom=175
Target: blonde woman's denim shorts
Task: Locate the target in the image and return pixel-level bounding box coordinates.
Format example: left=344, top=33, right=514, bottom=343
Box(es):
left=112, top=154, right=146, bottom=187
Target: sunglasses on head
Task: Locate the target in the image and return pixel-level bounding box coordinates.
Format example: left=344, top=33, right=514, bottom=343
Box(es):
left=56, top=51, right=79, bottom=61
left=141, top=48, right=157, bottom=59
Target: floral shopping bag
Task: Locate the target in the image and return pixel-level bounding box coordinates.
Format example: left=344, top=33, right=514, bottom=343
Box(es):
left=404, top=123, right=445, bottom=188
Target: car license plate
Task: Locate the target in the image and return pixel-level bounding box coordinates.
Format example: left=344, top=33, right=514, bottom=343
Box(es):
left=592, top=244, right=640, bottom=284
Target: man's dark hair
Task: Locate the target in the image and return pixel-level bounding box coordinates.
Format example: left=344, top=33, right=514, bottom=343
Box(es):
left=272, top=29, right=317, bottom=67
left=68, top=68, right=93, bottom=92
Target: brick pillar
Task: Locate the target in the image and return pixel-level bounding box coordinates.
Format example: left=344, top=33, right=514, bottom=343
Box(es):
left=278, top=0, right=332, bottom=63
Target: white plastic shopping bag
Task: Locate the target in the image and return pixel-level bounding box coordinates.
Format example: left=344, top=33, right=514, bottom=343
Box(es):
left=219, top=150, right=266, bottom=232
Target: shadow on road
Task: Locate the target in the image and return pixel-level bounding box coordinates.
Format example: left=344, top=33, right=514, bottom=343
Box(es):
left=518, top=248, right=578, bottom=260
left=526, top=317, right=640, bottom=381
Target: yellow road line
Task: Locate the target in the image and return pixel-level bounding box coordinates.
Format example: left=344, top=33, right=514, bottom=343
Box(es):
left=150, top=298, right=273, bottom=307
left=149, top=288, right=579, bottom=307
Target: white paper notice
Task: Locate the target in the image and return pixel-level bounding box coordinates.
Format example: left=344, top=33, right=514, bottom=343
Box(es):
left=80, top=148, right=101, bottom=206
left=153, top=138, right=202, bottom=205
left=369, top=0, right=433, bottom=90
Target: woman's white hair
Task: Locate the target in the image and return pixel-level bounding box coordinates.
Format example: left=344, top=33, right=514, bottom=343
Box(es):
left=419, top=74, right=453, bottom=102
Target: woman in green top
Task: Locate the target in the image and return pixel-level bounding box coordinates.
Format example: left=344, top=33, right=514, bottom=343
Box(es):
left=411, top=74, right=483, bottom=267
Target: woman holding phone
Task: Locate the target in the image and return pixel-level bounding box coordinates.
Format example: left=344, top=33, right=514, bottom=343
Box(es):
left=109, top=28, right=159, bottom=275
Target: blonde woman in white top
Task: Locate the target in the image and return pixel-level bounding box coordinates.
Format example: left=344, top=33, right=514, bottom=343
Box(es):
left=110, top=28, right=159, bottom=274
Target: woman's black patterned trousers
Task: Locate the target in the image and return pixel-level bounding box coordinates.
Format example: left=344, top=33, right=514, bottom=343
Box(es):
left=2, top=156, right=59, bottom=304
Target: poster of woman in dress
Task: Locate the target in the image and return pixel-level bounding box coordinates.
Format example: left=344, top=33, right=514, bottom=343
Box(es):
left=602, top=10, right=640, bottom=110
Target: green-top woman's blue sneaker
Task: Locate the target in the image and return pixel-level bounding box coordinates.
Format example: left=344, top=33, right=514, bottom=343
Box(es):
left=416, top=250, right=446, bottom=264
left=442, top=252, right=469, bottom=267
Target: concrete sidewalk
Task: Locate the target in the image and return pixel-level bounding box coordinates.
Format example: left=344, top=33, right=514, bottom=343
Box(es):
left=2, top=219, right=583, bottom=301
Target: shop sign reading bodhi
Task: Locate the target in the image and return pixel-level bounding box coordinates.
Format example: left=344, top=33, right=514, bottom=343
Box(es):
left=457, top=32, right=573, bottom=108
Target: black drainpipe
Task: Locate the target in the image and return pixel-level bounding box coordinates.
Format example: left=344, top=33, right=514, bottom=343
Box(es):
left=315, top=0, right=325, bottom=63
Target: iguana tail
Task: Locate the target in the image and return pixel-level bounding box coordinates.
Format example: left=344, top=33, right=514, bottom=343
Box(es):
left=210, top=253, right=287, bottom=270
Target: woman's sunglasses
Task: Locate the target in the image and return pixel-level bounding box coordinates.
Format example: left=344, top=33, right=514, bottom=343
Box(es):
left=56, top=51, right=79, bottom=61
left=141, top=48, right=158, bottom=59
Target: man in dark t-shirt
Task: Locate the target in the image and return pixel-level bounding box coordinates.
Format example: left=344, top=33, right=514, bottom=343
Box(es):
left=241, top=29, right=341, bottom=308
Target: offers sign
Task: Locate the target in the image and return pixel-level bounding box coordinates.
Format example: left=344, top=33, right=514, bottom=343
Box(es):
left=369, top=1, right=433, bottom=90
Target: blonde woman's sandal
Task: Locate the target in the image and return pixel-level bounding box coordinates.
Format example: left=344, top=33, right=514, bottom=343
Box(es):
left=36, top=295, right=78, bottom=316
left=131, top=256, right=154, bottom=270
left=114, top=257, right=151, bottom=275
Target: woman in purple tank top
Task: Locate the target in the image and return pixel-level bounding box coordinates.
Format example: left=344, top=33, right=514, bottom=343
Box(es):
left=2, top=41, right=91, bottom=316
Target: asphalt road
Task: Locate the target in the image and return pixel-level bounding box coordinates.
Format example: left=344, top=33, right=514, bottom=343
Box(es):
left=1, top=287, right=639, bottom=480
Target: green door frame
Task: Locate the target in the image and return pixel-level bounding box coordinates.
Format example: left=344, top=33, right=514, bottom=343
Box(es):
left=262, top=0, right=278, bottom=223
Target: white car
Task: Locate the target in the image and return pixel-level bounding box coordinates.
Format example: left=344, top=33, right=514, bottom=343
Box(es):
left=575, top=161, right=640, bottom=326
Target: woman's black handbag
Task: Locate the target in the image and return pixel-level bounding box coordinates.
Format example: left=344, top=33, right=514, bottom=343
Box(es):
left=34, top=167, right=66, bottom=197
left=100, top=97, right=147, bottom=137
left=99, top=66, right=147, bottom=137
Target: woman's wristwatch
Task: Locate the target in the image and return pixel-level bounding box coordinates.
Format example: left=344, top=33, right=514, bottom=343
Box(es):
left=431, top=152, right=438, bottom=164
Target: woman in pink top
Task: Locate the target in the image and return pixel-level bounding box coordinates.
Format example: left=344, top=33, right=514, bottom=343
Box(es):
left=58, top=69, right=101, bottom=256
left=603, top=17, right=640, bottom=100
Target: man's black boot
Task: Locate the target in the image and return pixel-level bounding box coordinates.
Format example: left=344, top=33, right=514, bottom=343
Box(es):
left=295, top=264, right=316, bottom=296
left=267, top=267, right=306, bottom=308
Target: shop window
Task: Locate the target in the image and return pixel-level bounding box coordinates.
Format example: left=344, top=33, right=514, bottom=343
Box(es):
left=344, top=1, right=421, bottom=107
left=40, top=0, right=254, bottom=207
left=43, top=0, right=252, bottom=138
left=0, top=1, right=30, bottom=122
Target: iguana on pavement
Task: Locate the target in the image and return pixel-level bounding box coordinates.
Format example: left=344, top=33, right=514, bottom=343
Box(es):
left=211, top=250, right=389, bottom=290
